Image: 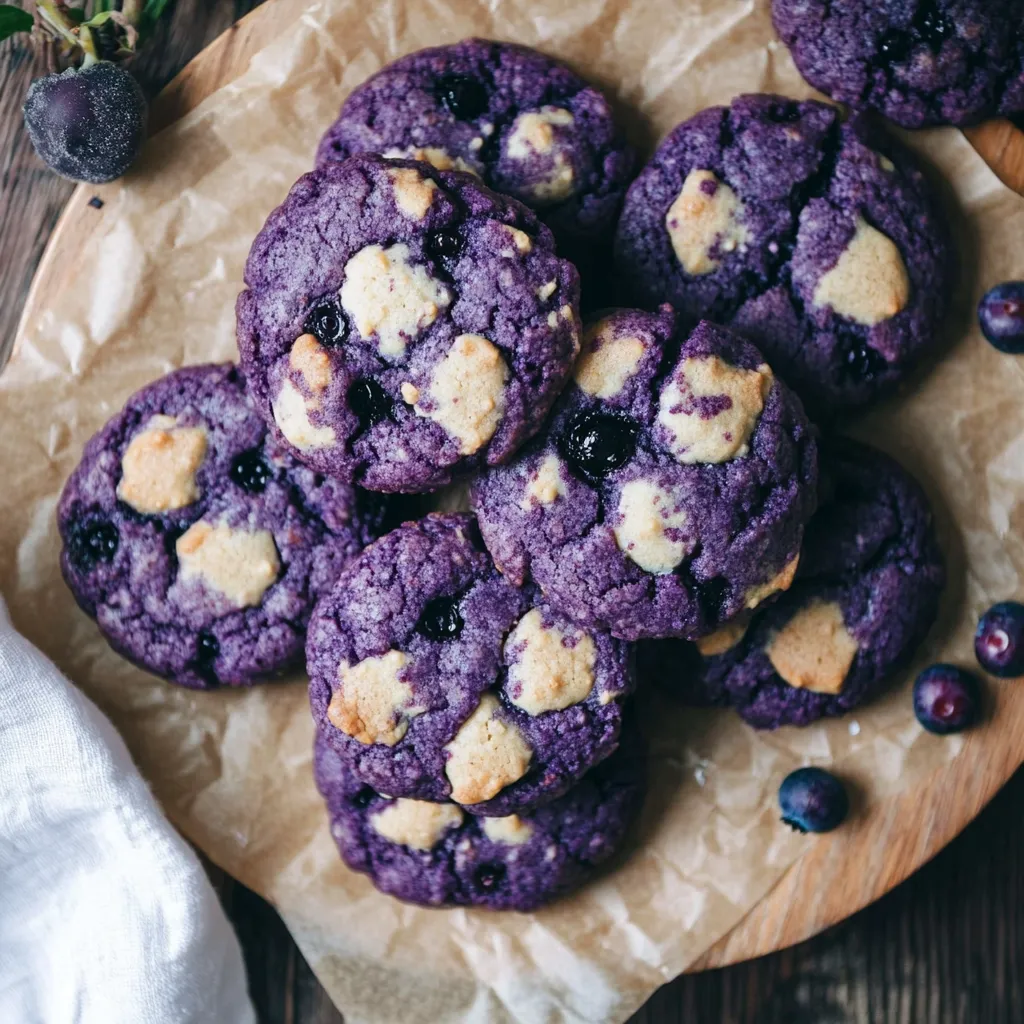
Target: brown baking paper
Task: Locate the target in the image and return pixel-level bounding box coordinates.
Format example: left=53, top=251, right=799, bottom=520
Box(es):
left=2, top=0, right=1023, bottom=1020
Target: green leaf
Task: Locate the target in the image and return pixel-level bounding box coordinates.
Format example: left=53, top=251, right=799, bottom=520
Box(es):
left=83, top=9, right=115, bottom=27
left=92, top=0, right=114, bottom=12
left=140, top=0, right=170, bottom=34
left=0, top=5, right=33, bottom=42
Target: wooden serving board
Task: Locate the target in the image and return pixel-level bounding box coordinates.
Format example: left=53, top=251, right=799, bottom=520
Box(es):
left=16, top=0, right=1024, bottom=976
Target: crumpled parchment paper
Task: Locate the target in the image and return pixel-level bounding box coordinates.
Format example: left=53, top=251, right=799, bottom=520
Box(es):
left=2, top=0, right=1023, bottom=1020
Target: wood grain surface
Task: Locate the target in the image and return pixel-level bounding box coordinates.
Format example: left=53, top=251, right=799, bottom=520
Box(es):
left=2, top=2, right=1024, bottom=1020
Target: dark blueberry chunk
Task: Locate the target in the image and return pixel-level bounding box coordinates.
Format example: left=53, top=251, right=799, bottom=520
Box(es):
left=978, top=282, right=1024, bottom=354
left=841, top=340, right=888, bottom=383
left=913, top=664, right=981, bottom=734
left=559, top=410, right=638, bottom=481
left=878, top=30, right=913, bottom=62
left=975, top=601, right=1024, bottom=677
left=304, top=301, right=347, bottom=347
left=473, top=862, right=507, bottom=891
left=88, top=196, right=104, bottom=209
left=68, top=516, right=119, bottom=572
left=695, top=577, right=729, bottom=621
left=427, top=229, right=465, bottom=260
left=352, top=786, right=377, bottom=809
left=778, top=767, right=849, bottom=834
left=348, top=378, right=392, bottom=428
left=230, top=449, right=272, bottom=494
left=914, top=3, right=953, bottom=47
left=417, top=596, right=464, bottom=642
left=194, top=630, right=220, bottom=686
left=436, top=74, right=489, bottom=120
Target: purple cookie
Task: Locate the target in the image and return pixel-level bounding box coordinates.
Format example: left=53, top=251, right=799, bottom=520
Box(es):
left=58, top=364, right=382, bottom=689
left=312, top=723, right=645, bottom=911
left=643, top=438, right=945, bottom=727
left=307, top=513, right=634, bottom=815
left=237, top=154, right=581, bottom=493
left=773, top=0, right=1024, bottom=129
left=471, top=309, right=818, bottom=642
left=316, top=39, right=635, bottom=262
left=613, top=95, right=952, bottom=417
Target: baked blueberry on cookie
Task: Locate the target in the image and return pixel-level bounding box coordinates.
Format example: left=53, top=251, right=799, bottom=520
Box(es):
left=312, top=724, right=645, bottom=910
left=237, top=155, right=580, bottom=493
left=471, top=308, right=818, bottom=642
left=58, top=364, right=382, bottom=689
left=773, top=0, right=1024, bottom=128
left=307, top=513, right=634, bottom=815
left=643, top=438, right=945, bottom=727
left=315, top=39, right=635, bottom=259
left=613, top=95, right=952, bottom=416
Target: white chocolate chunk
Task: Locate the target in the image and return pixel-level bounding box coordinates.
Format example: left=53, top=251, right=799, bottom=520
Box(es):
left=665, top=170, right=750, bottom=275
left=537, top=279, right=557, bottom=301
left=658, top=355, right=773, bottom=464
left=575, top=318, right=646, bottom=399
left=613, top=479, right=690, bottom=575
left=766, top=600, right=858, bottom=695
left=812, top=216, right=910, bottom=326
left=340, top=243, right=451, bottom=359
left=413, top=334, right=507, bottom=454
left=383, top=146, right=477, bottom=176
left=519, top=453, right=567, bottom=510
left=744, top=554, right=800, bottom=610
left=695, top=616, right=750, bottom=657
left=400, top=382, right=420, bottom=405
left=481, top=814, right=534, bottom=846
left=176, top=521, right=280, bottom=608
left=444, top=693, right=532, bottom=804
left=504, top=608, right=597, bottom=716
left=272, top=378, right=337, bottom=451
left=370, top=799, right=464, bottom=851
left=289, top=333, right=332, bottom=392
left=117, top=415, right=208, bottom=514
left=506, top=107, right=576, bottom=203
left=503, top=226, right=533, bottom=254
left=328, top=650, right=421, bottom=747
left=386, top=166, right=438, bottom=219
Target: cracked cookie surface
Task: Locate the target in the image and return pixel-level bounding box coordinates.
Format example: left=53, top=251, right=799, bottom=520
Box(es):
left=471, top=308, right=818, bottom=642
left=237, top=154, right=580, bottom=493
left=58, top=364, right=383, bottom=689
left=307, top=513, right=634, bottom=815
left=773, top=0, right=1024, bottom=128
left=643, top=438, right=945, bottom=727
left=613, top=94, right=952, bottom=417
left=312, top=722, right=645, bottom=910
left=315, top=39, right=635, bottom=263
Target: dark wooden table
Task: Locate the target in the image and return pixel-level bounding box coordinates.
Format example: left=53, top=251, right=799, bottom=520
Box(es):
left=2, top=4, right=1023, bottom=1021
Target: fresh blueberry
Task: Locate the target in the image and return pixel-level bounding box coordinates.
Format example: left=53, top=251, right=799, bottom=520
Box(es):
left=427, top=229, right=465, bottom=260
left=978, top=282, right=1024, bottom=354
left=473, top=862, right=507, bottom=891
left=230, top=449, right=272, bottom=494
left=436, top=75, right=488, bottom=120
left=67, top=516, right=119, bottom=572
left=559, top=410, right=639, bottom=480
left=778, top=767, right=849, bottom=834
left=348, top=379, right=391, bottom=428
left=23, top=63, right=148, bottom=184
left=841, top=340, right=887, bottom=382
left=417, top=597, right=464, bottom=642
left=352, top=787, right=377, bottom=809
left=913, top=664, right=981, bottom=734
left=305, top=301, right=347, bottom=347
left=975, top=602, right=1024, bottom=678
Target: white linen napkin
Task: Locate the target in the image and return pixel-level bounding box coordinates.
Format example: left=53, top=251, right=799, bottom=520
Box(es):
left=0, top=595, right=256, bottom=1024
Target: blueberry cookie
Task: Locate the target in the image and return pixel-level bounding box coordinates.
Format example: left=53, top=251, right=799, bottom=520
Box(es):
left=643, top=438, right=945, bottom=727
left=237, top=155, right=580, bottom=493
left=613, top=95, right=952, bottom=417
left=58, top=364, right=382, bottom=689
left=471, top=308, right=818, bottom=642
left=316, top=39, right=635, bottom=261
left=773, top=0, right=1024, bottom=128
left=307, top=513, right=634, bottom=815
left=313, top=723, right=645, bottom=910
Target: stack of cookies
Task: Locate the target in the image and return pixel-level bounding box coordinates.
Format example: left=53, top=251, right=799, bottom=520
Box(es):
left=60, top=24, right=967, bottom=909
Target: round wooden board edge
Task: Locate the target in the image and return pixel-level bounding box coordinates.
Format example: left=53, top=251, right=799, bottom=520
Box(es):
left=11, top=0, right=1024, bottom=976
